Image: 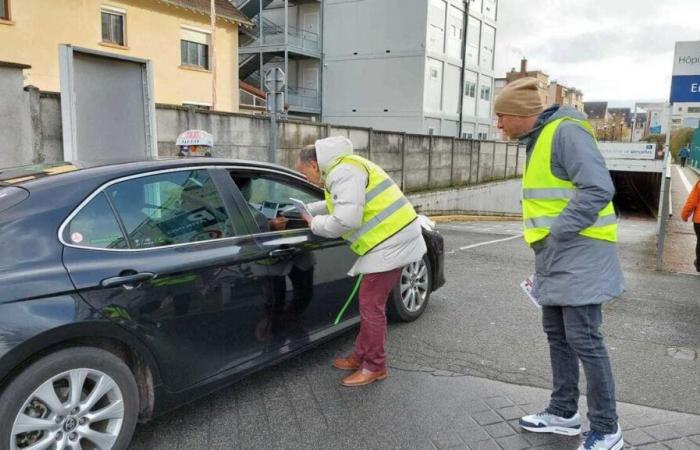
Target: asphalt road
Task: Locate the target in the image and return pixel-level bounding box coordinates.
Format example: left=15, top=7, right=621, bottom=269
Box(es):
left=130, top=218, right=700, bottom=448
left=391, top=219, right=700, bottom=415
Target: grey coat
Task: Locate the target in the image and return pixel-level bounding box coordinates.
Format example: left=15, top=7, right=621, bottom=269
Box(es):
left=521, top=106, right=625, bottom=306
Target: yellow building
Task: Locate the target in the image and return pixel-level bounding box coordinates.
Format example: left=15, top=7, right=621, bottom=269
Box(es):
left=0, top=0, right=251, bottom=112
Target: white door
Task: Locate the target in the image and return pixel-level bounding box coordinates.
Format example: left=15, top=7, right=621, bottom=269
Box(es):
left=302, top=67, right=318, bottom=92
left=303, top=12, right=319, bottom=35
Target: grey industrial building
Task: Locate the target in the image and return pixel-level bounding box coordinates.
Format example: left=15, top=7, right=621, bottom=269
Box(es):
left=236, top=0, right=498, bottom=138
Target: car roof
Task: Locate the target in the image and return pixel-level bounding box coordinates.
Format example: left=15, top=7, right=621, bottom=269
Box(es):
left=0, top=158, right=304, bottom=189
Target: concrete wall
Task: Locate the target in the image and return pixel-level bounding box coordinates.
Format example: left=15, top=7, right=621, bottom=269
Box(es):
left=407, top=178, right=522, bottom=216
left=1, top=81, right=524, bottom=210
left=0, top=65, right=33, bottom=168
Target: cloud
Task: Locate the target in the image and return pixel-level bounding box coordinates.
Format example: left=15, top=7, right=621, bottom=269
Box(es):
left=494, top=0, right=700, bottom=100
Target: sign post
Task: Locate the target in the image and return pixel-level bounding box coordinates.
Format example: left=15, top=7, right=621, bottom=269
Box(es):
left=265, top=67, right=286, bottom=164
left=657, top=40, right=700, bottom=270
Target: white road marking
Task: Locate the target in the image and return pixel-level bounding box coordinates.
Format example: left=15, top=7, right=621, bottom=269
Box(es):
left=448, top=234, right=522, bottom=254
left=676, top=166, right=693, bottom=193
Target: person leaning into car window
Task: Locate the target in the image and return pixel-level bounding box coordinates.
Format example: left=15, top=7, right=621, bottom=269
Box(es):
left=295, top=136, right=427, bottom=387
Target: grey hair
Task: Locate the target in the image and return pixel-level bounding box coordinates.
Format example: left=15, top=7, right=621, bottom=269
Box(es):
left=298, top=144, right=317, bottom=164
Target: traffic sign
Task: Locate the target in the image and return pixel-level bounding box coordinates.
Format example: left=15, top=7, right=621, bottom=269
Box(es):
left=670, top=41, right=700, bottom=103
left=264, top=67, right=286, bottom=93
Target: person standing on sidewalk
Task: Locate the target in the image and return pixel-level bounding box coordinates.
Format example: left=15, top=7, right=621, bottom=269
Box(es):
left=681, top=179, right=700, bottom=272
left=295, top=136, right=427, bottom=387
left=679, top=146, right=690, bottom=168
left=494, top=78, right=625, bottom=450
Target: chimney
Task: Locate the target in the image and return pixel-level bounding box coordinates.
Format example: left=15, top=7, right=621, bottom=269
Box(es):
left=520, top=58, right=528, bottom=73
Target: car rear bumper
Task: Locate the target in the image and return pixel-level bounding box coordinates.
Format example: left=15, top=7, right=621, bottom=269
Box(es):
left=423, top=228, right=445, bottom=291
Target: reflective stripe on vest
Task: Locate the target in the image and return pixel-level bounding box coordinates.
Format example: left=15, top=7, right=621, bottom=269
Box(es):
left=522, top=117, right=618, bottom=245
left=324, top=154, right=418, bottom=256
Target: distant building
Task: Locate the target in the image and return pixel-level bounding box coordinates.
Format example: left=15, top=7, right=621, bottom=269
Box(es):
left=237, top=0, right=500, bottom=138
left=549, top=81, right=583, bottom=113
left=504, top=59, right=550, bottom=104
left=500, top=58, right=584, bottom=113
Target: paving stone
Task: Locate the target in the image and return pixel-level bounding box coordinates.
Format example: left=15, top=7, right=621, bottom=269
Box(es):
left=497, top=406, right=527, bottom=421
left=465, top=400, right=494, bottom=414
left=431, top=431, right=465, bottom=449
left=636, top=443, right=673, bottom=450
left=665, top=439, right=700, bottom=450
left=469, top=439, right=503, bottom=450
left=485, top=396, right=516, bottom=409
left=625, top=428, right=660, bottom=447
left=483, top=422, right=517, bottom=439
left=459, top=426, right=492, bottom=445
left=474, top=410, right=506, bottom=426
left=643, top=424, right=683, bottom=441
left=496, top=434, right=532, bottom=450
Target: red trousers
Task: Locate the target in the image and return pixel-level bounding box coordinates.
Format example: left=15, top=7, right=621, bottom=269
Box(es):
left=351, top=268, right=402, bottom=372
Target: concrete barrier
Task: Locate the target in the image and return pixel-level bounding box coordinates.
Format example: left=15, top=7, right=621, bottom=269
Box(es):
left=407, top=178, right=522, bottom=216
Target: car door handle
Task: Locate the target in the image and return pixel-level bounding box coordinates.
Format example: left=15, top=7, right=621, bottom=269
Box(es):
left=101, top=272, right=156, bottom=289
left=268, top=247, right=301, bottom=258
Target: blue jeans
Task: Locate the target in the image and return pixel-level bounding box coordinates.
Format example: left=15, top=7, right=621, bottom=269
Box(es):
left=542, top=304, right=618, bottom=434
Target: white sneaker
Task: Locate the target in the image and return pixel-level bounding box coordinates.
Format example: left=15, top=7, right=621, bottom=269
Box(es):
left=578, top=425, right=624, bottom=450
left=519, top=410, right=582, bottom=436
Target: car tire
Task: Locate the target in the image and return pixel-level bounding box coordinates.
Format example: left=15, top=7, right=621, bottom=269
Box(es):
left=387, top=254, right=432, bottom=322
left=0, top=346, right=139, bottom=450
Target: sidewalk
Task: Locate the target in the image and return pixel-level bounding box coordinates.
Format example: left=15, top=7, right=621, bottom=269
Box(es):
left=662, top=165, right=699, bottom=275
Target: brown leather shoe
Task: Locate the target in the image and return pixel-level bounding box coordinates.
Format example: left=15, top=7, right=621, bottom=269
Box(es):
left=341, top=369, right=388, bottom=387
left=332, top=355, right=360, bottom=371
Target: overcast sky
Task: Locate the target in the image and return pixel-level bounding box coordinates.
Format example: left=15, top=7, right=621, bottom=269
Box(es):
left=495, top=0, right=700, bottom=105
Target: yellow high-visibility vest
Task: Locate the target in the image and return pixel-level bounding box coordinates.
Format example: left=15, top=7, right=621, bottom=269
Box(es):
left=522, top=117, right=617, bottom=245
left=324, top=154, right=418, bottom=256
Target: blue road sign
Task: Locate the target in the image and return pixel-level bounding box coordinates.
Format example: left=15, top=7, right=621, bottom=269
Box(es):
left=650, top=125, right=662, bottom=135
left=670, top=75, right=700, bottom=103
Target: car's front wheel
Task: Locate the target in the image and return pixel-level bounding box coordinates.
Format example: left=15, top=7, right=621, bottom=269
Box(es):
left=387, top=254, right=432, bottom=322
left=0, top=346, right=139, bottom=450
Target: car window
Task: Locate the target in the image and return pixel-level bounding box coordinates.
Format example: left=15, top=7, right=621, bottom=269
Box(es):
left=106, top=170, right=235, bottom=249
left=66, top=192, right=128, bottom=249
left=233, top=174, right=320, bottom=207
left=231, top=173, right=322, bottom=231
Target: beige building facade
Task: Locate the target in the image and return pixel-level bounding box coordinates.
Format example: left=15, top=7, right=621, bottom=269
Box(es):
left=0, top=0, right=249, bottom=112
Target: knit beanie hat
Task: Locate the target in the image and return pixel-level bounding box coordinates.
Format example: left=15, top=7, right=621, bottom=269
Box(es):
left=494, top=77, right=544, bottom=117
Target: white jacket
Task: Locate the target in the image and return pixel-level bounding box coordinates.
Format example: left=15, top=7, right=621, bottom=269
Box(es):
left=308, top=136, right=426, bottom=275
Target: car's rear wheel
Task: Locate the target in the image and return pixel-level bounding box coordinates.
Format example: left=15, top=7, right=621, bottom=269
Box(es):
left=0, top=346, right=139, bottom=450
left=387, top=254, right=432, bottom=322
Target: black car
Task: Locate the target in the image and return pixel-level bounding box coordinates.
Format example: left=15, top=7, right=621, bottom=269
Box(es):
left=0, top=159, right=445, bottom=450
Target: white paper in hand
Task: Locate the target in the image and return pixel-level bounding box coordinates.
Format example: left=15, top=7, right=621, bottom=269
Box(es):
left=520, top=274, right=541, bottom=309
left=289, top=198, right=312, bottom=221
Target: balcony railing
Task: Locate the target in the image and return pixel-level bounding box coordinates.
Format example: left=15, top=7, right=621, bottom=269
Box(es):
left=287, top=86, right=320, bottom=111
left=239, top=89, right=267, bottom=111
left=241, top=16, right=321, bottom=54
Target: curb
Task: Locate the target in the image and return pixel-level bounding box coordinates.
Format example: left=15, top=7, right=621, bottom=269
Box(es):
left=430, top=214, right=521, bottom=223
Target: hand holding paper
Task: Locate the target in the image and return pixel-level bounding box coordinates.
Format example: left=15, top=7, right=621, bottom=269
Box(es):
left=289, top=198, right=313, bottom=225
